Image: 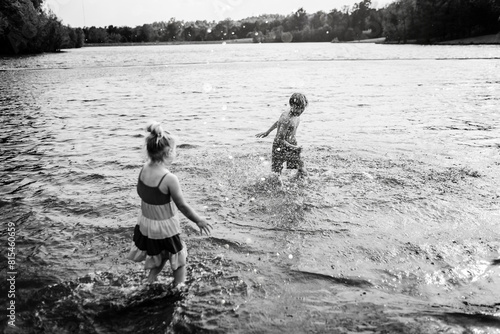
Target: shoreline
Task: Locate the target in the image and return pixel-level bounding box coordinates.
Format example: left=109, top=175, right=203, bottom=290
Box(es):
left=437, top=33, right=500, bottom=45
left=81, top=33, right=500, bottom=48
left=83, top=38, right=253, bottom=47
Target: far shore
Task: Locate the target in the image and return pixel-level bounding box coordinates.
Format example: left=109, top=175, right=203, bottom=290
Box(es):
left=83, top=38, right=253, bottom=47
left=437, top=33, right=500, bottom=45
left=82, top=33, right=500, bottom=48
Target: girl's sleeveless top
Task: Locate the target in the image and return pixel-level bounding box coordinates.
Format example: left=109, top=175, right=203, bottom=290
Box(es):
left=132, top=170, right=183, bottom=255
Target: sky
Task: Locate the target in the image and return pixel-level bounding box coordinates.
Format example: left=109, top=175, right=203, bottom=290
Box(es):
left=44, top=0, right=393, bottom=28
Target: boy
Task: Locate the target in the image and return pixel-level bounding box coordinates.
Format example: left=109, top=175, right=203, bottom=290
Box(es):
left=256, top=93, right=308, bottom=177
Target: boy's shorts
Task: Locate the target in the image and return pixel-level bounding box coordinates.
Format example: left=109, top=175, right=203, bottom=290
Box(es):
left=271, top=142, right=302, bottom=173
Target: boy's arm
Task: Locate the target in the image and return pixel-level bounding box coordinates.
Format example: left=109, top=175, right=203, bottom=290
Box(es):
left=255, top=121, right=278, bottom=138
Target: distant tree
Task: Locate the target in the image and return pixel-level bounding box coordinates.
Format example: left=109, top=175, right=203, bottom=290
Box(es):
left=366, top=10, right=383, bottom=38
left=108, top=32, right=122, bottom=43
left=41, top=12, right=68, bottom=51
left=383, top=0, right=416, bottom=43
left=290, top=8, right=308, bottom=31
left=212, top=21, right=228, bottom=40
left=87, top=26, right=108, bottom=43
left=151, top=21, right=167, bottom=41
left=351, top=0, right=372, bottom=32
left=118, top=26, right=133, bottom=42
left=73, top=27, right=84, bottom=47
left=238, top=21, right=256, bottom=38
left=165, top=18, right=181, bottom=41
left=139, top=24, right=155, bottom=42
left=0, top=0, right=40, bottom=53
left=280, top=31, right=293, bottom=42
left=328, top=9, right=349, bottom=41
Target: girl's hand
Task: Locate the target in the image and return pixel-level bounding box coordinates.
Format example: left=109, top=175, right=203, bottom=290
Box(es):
left=255, top=132, right=268, bottom=138
left=196, top=219, right=213, bottom=236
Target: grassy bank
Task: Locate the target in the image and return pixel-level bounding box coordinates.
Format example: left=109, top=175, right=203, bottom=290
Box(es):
left=437, top=33, right=500, bottom=45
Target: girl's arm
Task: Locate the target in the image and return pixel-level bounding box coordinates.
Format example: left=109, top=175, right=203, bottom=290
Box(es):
left=166, top=174, right=212, bottom=235
left=255, top=121, right=278, bottom=138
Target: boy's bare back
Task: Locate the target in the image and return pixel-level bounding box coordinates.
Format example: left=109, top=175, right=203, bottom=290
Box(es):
left=275, top=111, right=301, bottom=145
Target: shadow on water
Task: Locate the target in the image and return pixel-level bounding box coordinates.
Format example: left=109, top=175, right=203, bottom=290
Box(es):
left=419, top=311, right=500, bottom=332
left=6, top=272, right=182, bottom=334
left=290, top=269, right=373, bottom=288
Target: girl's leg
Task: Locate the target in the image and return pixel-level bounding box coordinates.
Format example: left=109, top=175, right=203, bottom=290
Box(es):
left=172, top=265, right=186, bottom=286
left=147, top=257, right=168, bottom=283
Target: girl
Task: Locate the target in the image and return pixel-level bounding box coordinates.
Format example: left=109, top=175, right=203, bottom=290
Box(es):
left=127, top=121, right=212, bottom=285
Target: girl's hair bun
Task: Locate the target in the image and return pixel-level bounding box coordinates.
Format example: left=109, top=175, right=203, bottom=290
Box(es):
left=146, top=121, right=163, bottom=136
left=144, top=121, right=176, bottom=163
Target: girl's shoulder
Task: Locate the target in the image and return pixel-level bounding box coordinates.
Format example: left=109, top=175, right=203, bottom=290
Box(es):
left=141, top=164, right=170, bottom=182
left=159, top=171, right=179, bottom=194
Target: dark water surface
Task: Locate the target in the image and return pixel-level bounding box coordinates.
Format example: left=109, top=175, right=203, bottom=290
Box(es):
left=1, top=43, right=500, bottom=333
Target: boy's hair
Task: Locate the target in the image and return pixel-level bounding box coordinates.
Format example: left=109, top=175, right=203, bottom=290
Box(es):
left=289, top=93, right=308, bottom=114
left=145, top=121, right=176, bottom=163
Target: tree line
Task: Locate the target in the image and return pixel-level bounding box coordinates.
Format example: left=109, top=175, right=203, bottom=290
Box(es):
left=82, top=4, right=383, bottom=44
left=80, top=0, right=500, bottom=45
left=383, top=0, right=500, bottom=43
left=1, top=0, right=499, bottom=55
left=0, top=0, right=84, bottom=55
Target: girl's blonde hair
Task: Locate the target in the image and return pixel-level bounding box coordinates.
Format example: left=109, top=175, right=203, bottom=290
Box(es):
left=145, top=121, right=176, bottom=163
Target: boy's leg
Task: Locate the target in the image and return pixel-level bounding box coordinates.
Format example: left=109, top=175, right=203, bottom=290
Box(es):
left=298, top=155, right=308, bottom=176
left=271, top=144, right=284, bottom=174
left=286, top=148, right=307, bottom=177
left=297, top=164, right=308, bottom=178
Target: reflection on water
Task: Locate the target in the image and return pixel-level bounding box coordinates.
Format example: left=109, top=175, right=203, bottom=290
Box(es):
left=1, top=43, right=499, bottom=333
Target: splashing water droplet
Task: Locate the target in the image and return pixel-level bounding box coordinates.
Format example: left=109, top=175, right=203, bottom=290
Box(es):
left=203, top=83, right=213, bottom=92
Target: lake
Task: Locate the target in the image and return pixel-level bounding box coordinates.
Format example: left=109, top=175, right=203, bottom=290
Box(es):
left=1, top=42, right=499, bottom=333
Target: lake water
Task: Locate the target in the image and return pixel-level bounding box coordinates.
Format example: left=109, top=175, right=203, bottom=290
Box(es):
left=1, top=42, right=500, bottom=333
